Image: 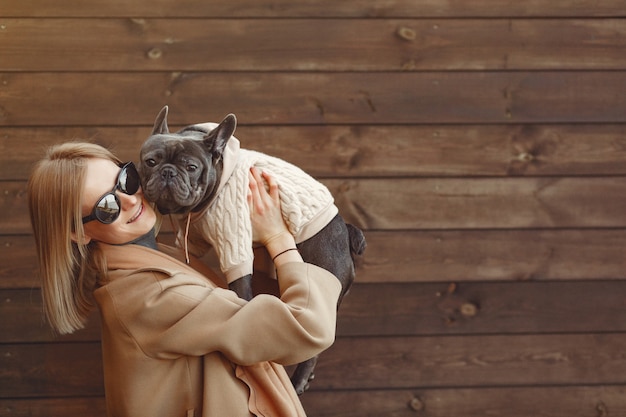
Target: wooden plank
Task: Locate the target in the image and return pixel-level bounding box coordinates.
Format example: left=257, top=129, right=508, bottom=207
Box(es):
left=0, top=289, right=101, bottom=342
left=0, top=126, right=150, bottom=182
left=3, top=72, right=626, bottom=126
left=6, top=280, right=626, bottom=342
left=313, top=334, right=626, bottom=389
left=0, top=235, right=38, bottom=288
left=4, top=19, right=626, bottom=71
left=5, top=177, right=626, bottom=233
left=0, top=342, right=103, bottom=398
left=300, top=386, right=626, bottom=417
left=338, top=280, right=626, bottom=336
left=3, top=334, right=626, bottom=397
left=328, top=177, right=626, bottom=230
left=0, top=398, right=106, bottom=417
left=5, top=124, right=626, bottom=181
left=360, top=229, right=626, bottom=283
left=5, top=229, right=626, bottom=290
left=3, top=386, right=625, bottom=417
left=0, top=232, right=169, bottom=290
left=2, top=0, right=625, bottom=18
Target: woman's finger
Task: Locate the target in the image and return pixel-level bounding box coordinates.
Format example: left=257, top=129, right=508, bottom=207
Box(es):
left=261, top=170, right=280, bottom=202
left=248, top=172, right=260, bottom=210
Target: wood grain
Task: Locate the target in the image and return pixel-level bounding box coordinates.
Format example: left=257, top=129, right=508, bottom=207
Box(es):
left=2, top=0, right=625, bottom=18
left=300, top=386, right=626, bottom=417
left=3, top=0, right=626, bottom=414
left=5, top=177, right=626, bottom=233
left=5, top=280, right=626, bottom=342
left=4, top=124, right=626, bottom=180
left=314, top=334, right=626, bottom=389
left=3, top=19, right=626, bottom=71
left=3, top=335, right=626, bottom=397
left=5, top=229, right=626, bottom=289
left=3, top=385, right=625, bottom=417
left=359, top=229, right=626, bottom=283
left=0, top=398, right=107, bottom=417
left=3, top=72, right=626, bottom=126
left=1, top=343, right=104, bottom=398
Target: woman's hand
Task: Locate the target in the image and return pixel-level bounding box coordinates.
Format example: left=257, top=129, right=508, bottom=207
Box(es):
left=248, top=167, right=287, bottom=243
left=248, top=167, right=301, bottom=265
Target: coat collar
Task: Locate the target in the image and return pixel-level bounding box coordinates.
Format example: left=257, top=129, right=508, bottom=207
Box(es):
left=97, top=242, right=225, bottom=288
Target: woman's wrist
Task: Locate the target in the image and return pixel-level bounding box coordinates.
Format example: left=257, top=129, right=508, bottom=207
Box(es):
left=264, top=231, right=302, bottom=266
left=272, top=248, right=299, bottom=262
left=272, top=248, right=302, bottom=267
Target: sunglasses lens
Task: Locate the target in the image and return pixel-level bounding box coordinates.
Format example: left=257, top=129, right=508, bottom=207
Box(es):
left=119, top=163, right=140, bottom=195
left=94, top=193, right=121, bottom=224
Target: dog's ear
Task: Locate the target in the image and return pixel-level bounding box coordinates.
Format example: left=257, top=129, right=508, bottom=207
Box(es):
left=204, top=113, right=237, bottom=158
left=151, top=105, right=170, bottom=135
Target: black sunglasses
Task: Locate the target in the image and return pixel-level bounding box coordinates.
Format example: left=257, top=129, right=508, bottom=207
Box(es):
left=82, top=162, right=141, bottom=224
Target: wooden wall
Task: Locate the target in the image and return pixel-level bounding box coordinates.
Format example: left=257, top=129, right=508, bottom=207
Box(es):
left=2, top=1, right=626, bottom=415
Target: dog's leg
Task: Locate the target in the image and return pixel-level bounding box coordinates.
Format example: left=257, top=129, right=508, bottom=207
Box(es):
left=289, top=355, right=318, bottom=395
left=298, top=215, right=362, bottom=303
left=290, top=214, right=366, bottom=394
left=228, top=274, right=254, bottom=301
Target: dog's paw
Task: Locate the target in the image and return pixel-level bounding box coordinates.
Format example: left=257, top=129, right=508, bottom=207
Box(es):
left=290, top=356, right=319, bottom=395
left=228, top=274, right=253, bottom=301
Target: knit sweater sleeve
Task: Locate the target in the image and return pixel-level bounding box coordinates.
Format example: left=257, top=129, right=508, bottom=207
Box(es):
left=202, top=166, right=255, bottom=283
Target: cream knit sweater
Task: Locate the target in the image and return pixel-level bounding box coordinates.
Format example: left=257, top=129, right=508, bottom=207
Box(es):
left=177, top=124, right=338, bottom=284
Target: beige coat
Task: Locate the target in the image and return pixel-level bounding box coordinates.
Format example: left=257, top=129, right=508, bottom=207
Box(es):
left=93, top=242, right=341, bottom=417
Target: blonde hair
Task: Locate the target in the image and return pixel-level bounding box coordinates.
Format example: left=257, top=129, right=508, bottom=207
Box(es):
left=28, top=142, right=122, bottom=334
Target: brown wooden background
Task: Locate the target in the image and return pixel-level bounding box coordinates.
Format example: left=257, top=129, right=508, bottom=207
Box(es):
left=3, top=1, right=626, bottom=416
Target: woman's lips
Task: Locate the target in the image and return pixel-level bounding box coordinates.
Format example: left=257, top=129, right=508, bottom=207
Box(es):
left=127, top=203, right=144, bottom=223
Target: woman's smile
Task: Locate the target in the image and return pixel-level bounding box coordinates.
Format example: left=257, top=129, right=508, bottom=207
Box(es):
left=127, top=202, right=144, bottom=224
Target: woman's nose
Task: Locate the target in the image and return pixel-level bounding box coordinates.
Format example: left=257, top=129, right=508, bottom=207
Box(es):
left=117, top=190, right=139, bottom=208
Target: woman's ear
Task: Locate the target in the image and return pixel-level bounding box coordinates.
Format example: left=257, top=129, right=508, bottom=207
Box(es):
left=71, top=231, right=92, bottom=245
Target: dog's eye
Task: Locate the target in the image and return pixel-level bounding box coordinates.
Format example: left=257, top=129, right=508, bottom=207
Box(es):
left=146, top=159, right=156, bottom=167
left=186, top=164, right=198, bottom=172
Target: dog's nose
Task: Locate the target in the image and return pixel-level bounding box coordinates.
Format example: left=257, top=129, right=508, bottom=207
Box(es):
left=161, top=166, right=177, bottom=179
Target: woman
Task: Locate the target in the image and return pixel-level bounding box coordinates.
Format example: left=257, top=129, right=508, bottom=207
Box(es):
left=28, top=142, right=341, bottom=417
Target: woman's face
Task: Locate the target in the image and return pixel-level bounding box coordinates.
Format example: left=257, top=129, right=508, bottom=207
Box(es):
left=81, top=158, right=157, bottom=245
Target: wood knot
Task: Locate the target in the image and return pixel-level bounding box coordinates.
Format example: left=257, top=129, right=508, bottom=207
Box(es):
left=147, top=47, right=163, bottom=60
left=401, top=59, right=417, bottom=70
left=460, top=302, right=478, bottom=317
left=409, top=396, right=424, bottom=412
left=517, top=152, right=535, bottom=163
left=396, top=26, right=416, bottom=41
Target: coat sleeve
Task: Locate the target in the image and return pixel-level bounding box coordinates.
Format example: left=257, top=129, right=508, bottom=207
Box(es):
left=107, top=262, right=342, bottom=366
